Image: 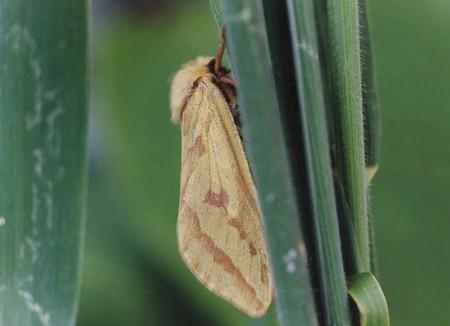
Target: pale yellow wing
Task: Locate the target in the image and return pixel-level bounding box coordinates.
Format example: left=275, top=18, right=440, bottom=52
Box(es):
left=177, top=77, right=273, bottom=317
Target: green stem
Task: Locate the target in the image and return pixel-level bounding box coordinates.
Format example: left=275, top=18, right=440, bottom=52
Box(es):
left=360, top=0, right=381, bottom=170
left=359, top=0, right=381, bottom=275
left=327, top=0, right=369, bottom=273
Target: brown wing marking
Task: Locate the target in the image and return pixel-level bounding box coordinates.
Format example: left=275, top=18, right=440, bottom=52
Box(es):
left=203, top=188, right=229, bottom=211
left=180, top=203, right=265, bottom=312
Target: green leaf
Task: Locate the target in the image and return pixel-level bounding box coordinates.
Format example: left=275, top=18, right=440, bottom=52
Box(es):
left=0, top=1, right=88, bottom=325
left=216, top=1, right=318, bottom=324
left=285, top=0, right=352, bottom=324
left=348, top=272, right=390, bottom=326
left=210, top=0, right=224, bottom=27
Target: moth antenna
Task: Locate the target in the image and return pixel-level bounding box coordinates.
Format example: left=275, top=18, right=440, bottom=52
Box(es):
left=214, top=25, right=226, bottom=74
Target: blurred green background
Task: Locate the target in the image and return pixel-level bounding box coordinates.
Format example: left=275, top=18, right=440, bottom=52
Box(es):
left=77, top=0, right=450, bottom=325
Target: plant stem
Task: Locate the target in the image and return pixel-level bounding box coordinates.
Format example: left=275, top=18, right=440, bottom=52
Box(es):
left=327, top=0, right=369, bottom=273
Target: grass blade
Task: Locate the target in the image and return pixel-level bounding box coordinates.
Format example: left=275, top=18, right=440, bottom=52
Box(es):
left=0, top=1, right=88, bottom=325
left=348, top=273, right=390, bottom=326
left=217, top=1, right=318, bottom=324
left=285, top=0, right=352, bottom=324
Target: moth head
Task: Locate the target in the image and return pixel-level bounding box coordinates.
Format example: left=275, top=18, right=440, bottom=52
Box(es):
left=170, top=56, right=213, bottom=124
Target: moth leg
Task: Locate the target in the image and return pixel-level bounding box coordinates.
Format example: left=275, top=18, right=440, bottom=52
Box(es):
left=219, top=76, right=237, bottom=86
left=215, top=27, right=238, bottom=86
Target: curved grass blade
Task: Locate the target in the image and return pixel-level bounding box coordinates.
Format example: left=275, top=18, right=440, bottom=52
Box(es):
left=348, top=273, right=390, bottom=326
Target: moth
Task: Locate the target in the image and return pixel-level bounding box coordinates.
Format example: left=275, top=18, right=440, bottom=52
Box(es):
left=170, top=29, right=273, bottom=317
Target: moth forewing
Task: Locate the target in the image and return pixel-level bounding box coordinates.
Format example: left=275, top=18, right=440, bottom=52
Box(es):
left=170, top=57, right=273, bottom=317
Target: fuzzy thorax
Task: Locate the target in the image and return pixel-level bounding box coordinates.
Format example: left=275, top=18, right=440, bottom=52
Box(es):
left=170, top=56, right=213, bottom=124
